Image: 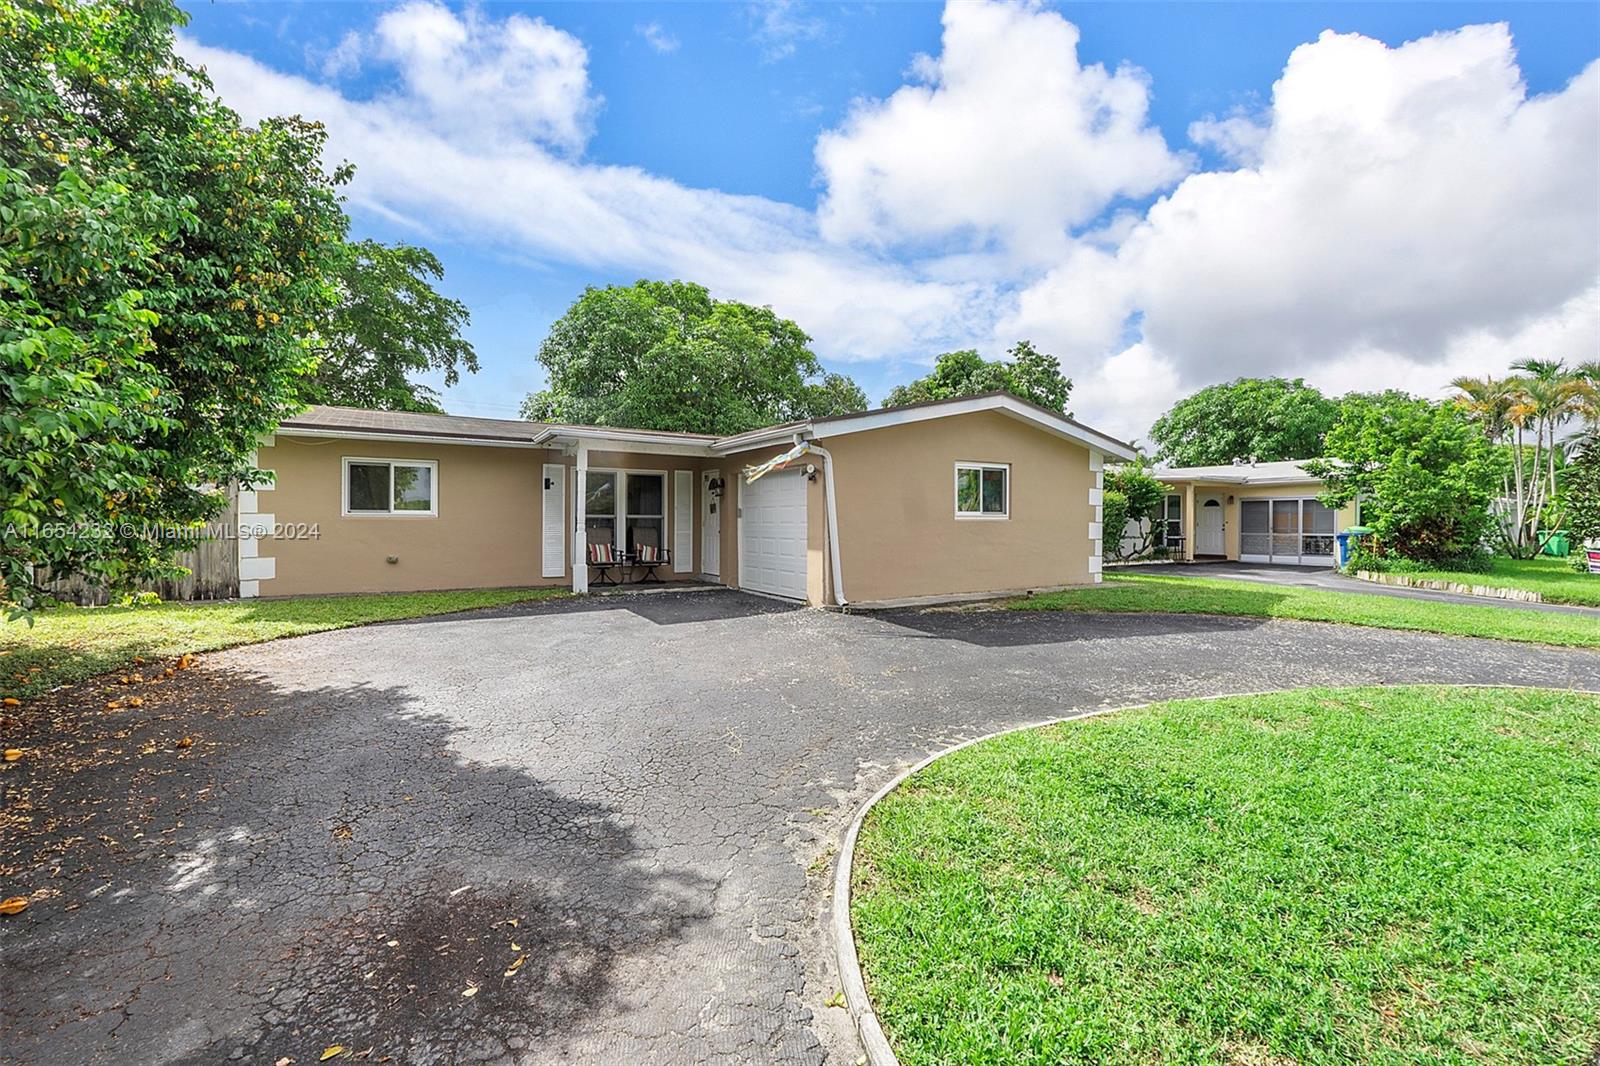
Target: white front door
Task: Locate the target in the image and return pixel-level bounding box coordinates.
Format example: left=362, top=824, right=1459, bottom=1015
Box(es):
left=738, top=470, right=807, bottom=600
left=1197, top=497, right=1224, bottom=556
left=701, top=469, right=721, bottom=577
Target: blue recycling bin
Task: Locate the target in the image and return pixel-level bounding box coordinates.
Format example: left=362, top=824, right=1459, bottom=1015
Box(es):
left=1335, top=531, right=1352, bottom=568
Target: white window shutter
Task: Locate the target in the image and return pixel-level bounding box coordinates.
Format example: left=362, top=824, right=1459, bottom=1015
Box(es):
left=673, top=470, right=693, bottom=572
left=542, top=464, right=566, bottom=578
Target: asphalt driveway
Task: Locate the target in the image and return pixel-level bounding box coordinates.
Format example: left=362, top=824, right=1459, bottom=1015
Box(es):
left=5, top=590, right=1598, bottom=1065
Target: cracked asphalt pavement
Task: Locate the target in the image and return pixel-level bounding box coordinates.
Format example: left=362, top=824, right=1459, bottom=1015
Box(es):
left=3, top=590, right=1598, bottom=1064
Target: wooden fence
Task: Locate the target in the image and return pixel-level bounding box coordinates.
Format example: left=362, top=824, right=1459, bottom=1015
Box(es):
left=39, top=489, right=240, bottom=605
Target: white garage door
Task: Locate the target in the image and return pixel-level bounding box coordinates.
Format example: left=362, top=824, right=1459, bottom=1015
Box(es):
left=739, top=471, right=807, bottom=600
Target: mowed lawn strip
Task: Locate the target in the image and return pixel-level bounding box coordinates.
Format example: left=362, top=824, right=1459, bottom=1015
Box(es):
left=851, top=686, right=1600, bottom=1066
left=1013, top=572, right=1600, bottom=648
left=1400, top=556, right=1600, bottom=607
left=0, top=587, right=569, bottom=700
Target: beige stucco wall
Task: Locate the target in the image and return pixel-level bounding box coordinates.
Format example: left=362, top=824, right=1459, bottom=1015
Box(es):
left=1174, top=480, right=1359, bottom=560
left=815, top=410, right=1095, bottom=604
left=258, top=437, right=712, bottom=597
left=259, top=415, right=1099, bottom=604
left=259, top=436, right=553, bottom=596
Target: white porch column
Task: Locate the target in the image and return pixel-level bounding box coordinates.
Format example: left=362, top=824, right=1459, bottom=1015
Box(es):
left=1183, top=481, right=1196, bottom=562
left=572, top=440, right=589, bottom=594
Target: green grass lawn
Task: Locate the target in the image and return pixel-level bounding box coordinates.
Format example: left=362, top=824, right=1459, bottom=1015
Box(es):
left=1396, top=556, right=1600, bottom=607
left=851, top=686, right=1600, bottom=1066
left=0, top=587, right=569, bottom=701
left=1015, top=572, right=1599, bottom=648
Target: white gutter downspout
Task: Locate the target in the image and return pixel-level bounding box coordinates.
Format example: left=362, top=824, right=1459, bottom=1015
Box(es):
left=798, top=434, right=848, bottom=609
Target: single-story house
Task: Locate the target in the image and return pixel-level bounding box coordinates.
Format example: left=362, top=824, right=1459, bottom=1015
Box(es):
left=238, top=392, right=1136, bottom=607
left=1150, top=460, right=1359, bottom=567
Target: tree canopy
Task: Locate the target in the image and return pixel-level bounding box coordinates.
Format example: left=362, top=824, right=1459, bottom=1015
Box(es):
left=301, top=240, right=478, bottom=413
left=1149, top=377, right=1337, bottom=467
left=1306, top=392, right=1498, bottom=567
left=1, top=0, right=349, bottom=612
left=520, top=280, right=867, bottom=435
left=883, top=342, right=1072, bottom=413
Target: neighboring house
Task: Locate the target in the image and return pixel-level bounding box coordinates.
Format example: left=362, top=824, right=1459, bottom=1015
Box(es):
left=240, top=392, right=1136, bottom=607
left=1150, top=460, right=1359, bottom=567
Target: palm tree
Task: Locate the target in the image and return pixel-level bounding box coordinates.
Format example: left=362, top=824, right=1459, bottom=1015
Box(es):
left=1506, top=358, right=1590, bottom=555
left=1453, top=373, right=1529, bottom=554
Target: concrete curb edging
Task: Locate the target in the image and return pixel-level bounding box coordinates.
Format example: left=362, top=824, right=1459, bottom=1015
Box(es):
left=831, top=700, right=1137, bottom=1066
left=829, top=683, right=1598, bottom=1066
left=1353, top=570, right=1546, bottom=603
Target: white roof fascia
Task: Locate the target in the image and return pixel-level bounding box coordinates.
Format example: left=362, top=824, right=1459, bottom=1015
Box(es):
left=798, top=394, right=1137, bottom=461
left=274, top=426, right=546, bottom=449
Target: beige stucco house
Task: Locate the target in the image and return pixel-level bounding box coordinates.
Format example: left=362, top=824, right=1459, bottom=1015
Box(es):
left=1150, top=460, right=1359, bottom=567
left=238, top=392, right=1136, bottom=608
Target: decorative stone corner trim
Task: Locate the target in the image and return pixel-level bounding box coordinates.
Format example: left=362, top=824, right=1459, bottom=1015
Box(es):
left=1354, top=570, right=1543, bottom=603
left=237, top=439, right=276, bottom=599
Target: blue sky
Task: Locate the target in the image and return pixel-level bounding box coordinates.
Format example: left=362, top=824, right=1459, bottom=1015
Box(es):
left=178, top=1, right=1600, bottom=437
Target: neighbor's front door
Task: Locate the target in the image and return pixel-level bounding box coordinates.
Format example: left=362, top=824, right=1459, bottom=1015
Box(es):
left=701, top=469, right=721, bottom=577
left=1197, top=498, right=1225, bottom=555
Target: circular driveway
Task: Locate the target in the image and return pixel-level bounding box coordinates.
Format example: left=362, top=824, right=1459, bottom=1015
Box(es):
left=6, top=590, right=1599, bottom=1065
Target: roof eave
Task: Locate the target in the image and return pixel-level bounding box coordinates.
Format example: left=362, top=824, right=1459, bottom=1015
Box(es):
left=275, top=425, right=546, bottom=449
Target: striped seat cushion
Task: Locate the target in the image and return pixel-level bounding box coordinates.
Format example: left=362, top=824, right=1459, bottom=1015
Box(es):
left=588, top=542, right=616, bottom=564
left=635, top=544, right=659, bottom=562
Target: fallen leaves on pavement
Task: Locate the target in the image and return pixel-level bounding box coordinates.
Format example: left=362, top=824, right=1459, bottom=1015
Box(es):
left=1, top=895, right=29, bottom=915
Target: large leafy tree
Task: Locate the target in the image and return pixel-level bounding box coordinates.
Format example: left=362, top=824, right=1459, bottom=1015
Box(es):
left=301, top=240, right=478, bottom=413
left=521, top=280, right=867, bottom=435
left=1, top=0, right=349, bottom=612
left=883, top=341, right=1072, bottom=413
left=1149, top=377, right=1337, bottom=467
left=1306, top=392, right=1498, bottom=566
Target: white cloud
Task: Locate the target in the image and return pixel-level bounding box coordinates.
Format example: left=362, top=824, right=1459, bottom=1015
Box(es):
left=178, top=31, right=982, bottom=365
left=369, top=1, right=599, bottom=152
left=1187, top=112, right=1268, bottom=166
left=815, top=0, right=1189, bottom=262
left=1122, top=25, right=1600, bottom=382
left=180, top=3, right=1600, bottom=442
left=315, top=30, right=364, bottom=80
left=636, top=21, right=680, bottom=55
left=1011, top=22, right=1600, bottom=437
left=747, top=0, right=828, bottom=63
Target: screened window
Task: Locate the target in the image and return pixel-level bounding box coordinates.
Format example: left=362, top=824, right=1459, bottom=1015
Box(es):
left=955, top=463, right=1008, bottom=518
left=585, top=472, right=617, bottom=548
left=626, top=473, right=665, bottom=552
left=1161, top=494, right=1183, bottom=544
left=344, top=459, right=436, bottom=516
left=1240, top=497, right=1338, bottom=562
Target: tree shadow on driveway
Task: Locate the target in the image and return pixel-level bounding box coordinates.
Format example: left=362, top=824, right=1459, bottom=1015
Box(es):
left=1, top=660, right=712, bottom=1065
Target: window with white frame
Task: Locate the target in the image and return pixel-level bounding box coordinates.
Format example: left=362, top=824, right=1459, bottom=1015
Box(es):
left=625, top=473, right=665, bottom=552
left=344, top=458, right=437, bottom=516
left=585, top=471, right=617, bottom=547
left=1160, top=493, right=1183, bottom=545
left=955, top=462, right=1008, bottom=518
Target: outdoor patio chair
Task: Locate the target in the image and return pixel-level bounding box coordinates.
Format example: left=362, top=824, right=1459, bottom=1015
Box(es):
left=632, top=543, right=671, bottom=584
left=588, top=542, right=622, bottom=586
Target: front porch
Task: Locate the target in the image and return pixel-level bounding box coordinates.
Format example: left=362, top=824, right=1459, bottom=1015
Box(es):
left=1156, top=480, right=1340, bottom=568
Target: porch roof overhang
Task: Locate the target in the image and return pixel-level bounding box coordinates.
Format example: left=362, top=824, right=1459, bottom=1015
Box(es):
left=529, top=426, right=720, bottom=458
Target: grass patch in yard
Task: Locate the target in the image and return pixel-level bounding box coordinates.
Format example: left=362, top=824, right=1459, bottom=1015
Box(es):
left=0, top=587, right=568, bottom=700
left=1399, top=556, right=1600, bottom=607
left=1014, top=572, right=1600, bottom=648
left=851, top=686, right=1600, bottom=1066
